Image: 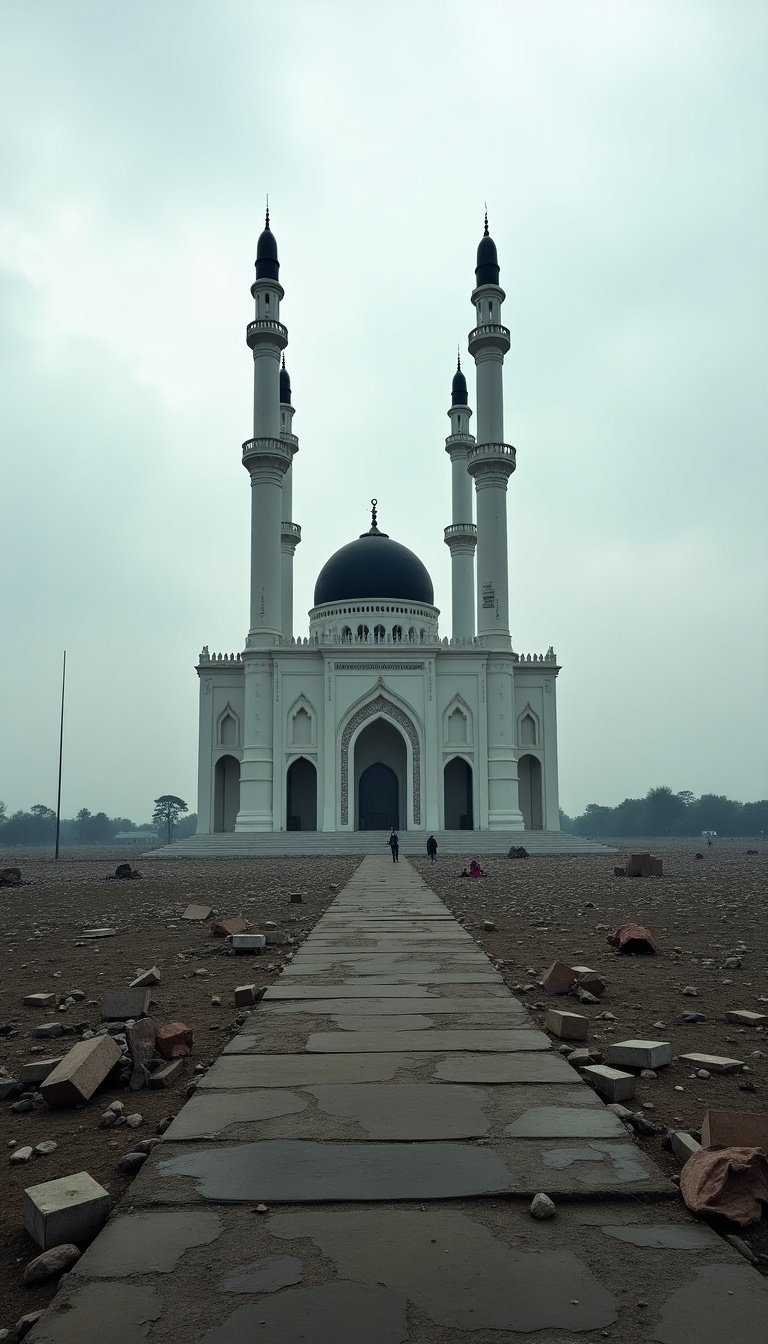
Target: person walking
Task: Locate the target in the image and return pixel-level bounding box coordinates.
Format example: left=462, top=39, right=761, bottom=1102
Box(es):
left=426, top=835, right=438, bottom=862
left=388, top=829, right=400, bottom=863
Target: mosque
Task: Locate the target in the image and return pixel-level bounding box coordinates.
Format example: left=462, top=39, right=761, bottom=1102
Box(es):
left=193, top=214, right=562, bottom=842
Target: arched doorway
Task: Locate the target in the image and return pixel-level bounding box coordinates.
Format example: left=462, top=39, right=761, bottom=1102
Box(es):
left=444, top=757, right=473, bottom=830
left=286, top=757, right=317, bottom=831
left=214, top=755, right=240, bottom=833
left=518, top=754, right=543, bottom=830
left=355, top=717, right=406, bottom=830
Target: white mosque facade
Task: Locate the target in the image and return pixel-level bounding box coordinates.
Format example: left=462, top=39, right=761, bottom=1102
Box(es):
left=195, top=216, right=561, bottom=838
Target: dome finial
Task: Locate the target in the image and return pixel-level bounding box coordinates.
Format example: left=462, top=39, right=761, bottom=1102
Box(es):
left=456, top=347, right=461, bottom=372
left=265, top=194, right=270, bottom=231
left=371, top=497, right=378, bottom=530
left=484, top=203, right=489, bottom=237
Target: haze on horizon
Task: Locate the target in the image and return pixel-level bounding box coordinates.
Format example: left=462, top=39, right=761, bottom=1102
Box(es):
left=1, top=0, right=766, bottom=824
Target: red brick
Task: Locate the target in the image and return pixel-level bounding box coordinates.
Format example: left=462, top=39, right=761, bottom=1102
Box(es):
left=155, top=1022, right=193, bottom=1059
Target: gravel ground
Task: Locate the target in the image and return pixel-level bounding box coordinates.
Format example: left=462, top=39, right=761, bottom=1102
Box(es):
left=0, top=848, right=361, bottom=1332
left=413, top=837, right=768, bottom=1270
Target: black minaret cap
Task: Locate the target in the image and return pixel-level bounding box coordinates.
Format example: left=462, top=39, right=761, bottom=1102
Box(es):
left=475, top=208, right=500, bottom=287
left=279, top=354, right=292, bottom=405
left=451, top=352, right=468, bottom=406
left=255, top=204, right=279, bottom=281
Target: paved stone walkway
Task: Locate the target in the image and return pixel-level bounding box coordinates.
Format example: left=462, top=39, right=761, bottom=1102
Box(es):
left=31, top=857, right=768, bottom=1342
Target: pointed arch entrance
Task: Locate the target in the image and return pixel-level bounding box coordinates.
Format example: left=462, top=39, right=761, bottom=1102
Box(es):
left=355, top=719, right=406, bottom=830
left=286, top=756, right=317, bottom=831
left=444, top=756, right=473, bottom=830
left=213, top=755, right=240, bottom=833
left=518, top=753, right=543, bottom=830
left=339, top=692, right=421, bottom=827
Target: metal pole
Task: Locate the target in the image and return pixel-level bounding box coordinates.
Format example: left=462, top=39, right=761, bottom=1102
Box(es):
left=54, top=651, right=66, bottom=861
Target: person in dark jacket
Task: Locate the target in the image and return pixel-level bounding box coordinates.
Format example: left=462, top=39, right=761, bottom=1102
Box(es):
left=426, top=835, right=438, bottom=862
left=388, top=830, right=399, bottom=863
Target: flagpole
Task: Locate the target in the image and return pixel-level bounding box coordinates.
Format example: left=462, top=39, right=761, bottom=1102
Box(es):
left=54, top=651, right=66, bottom=861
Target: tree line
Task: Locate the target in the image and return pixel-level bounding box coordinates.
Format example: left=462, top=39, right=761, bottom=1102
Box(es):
left=0, top=798, right=197, bottom=847
left=561, top=786, right=768, bottom=838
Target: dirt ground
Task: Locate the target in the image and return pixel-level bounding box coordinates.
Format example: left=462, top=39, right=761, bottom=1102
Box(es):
left=0, top=839, right=766, bottom=1330
left=412, top=837, right=768, bottom=1269
left=0, top=849, right=360, bottom=1333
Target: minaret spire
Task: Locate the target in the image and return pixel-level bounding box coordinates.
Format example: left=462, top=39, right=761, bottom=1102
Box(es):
left=444, top=351, right=476, bottom=640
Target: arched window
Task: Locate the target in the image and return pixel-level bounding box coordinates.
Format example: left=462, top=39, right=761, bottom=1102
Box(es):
left=219, top=712, right=237, bottom=747
left=356, top=624, right=369, bottom=641
left=419, top=627, right=426, bottom=642
left=291, top=707, right=312, bottom=747
left=341, top=626, right=352, bottom=643
left=392, top=625, right=402, bottom=643
left=374, top=624, right=385, bottom=644
left=408, top=627, right=416, bottom=642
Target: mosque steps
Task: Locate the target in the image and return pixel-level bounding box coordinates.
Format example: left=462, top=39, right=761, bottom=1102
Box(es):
left=147, top=830, right=613, bottom=858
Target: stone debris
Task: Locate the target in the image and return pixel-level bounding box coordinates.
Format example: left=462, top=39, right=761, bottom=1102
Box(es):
left=12, top=1309, right=44, bottom=1340
left=0, top=865, right=25, bottom=886
left=727, top=1010, right=767, bottom=1027
left=544, top=1009, right=588, bottom=1040
left=529, top=1192, right=556, bottom=1219
left=10, top=1146, right=34, bottom=1163
left=126, top=1017, right=157, bottom=1091
left=234, top=984, right=257, bottom=1008
left=125, top=1113, right=143, bottom=1128
left=582, top=1064, right=636, bottom=1102
left=682, top=986, right=699, bottom=997
left=148, top=1059, right=185, bottom=1088
left=80, top=928, right=117, bottom=938
left=701, top=1109, right=768, bottom=1150
left=607, top=923, right=657, bottom=955
left=117, top=1150, right=147, bottom=1174
left=34, top=1141, right=58, bottom=1156
left=33, top=1023, right=65, bottom=1040
left=289, top=893, right=304, bottom=903
left=155, top=1022, right=193, bottom=1059
left=679, top=1052, right=744, bottom=1075
left=575, top=973, right=606, bottom=998
left=508, top=845, right=528, bottom=859
left=22, top=993, right=57, bottom=1009
left=211, top=916, right=251, bottom=937
left=669, top=1130, right=702, bottom=1162
left=625, top=853, right=663, bottom=878
left=23, top=1243, right=80, bottom=1285
left=41, top=1036, right=122, bottom=1108
left=24, top=1172, right=110, bottom=1250
left=606, top=1040, right=672, bottom=1071
left=482, top=919, right=496, bottom=932
left=229, top=933, right=267, bottom=953
left=129, top=966, right=161, bottom=988
left=680, top=1146, right=768, bottom=1227
left=182, top=904, right=213, bottom=920
left=19, top=1058, right=63, bottom=1086
left=101, top=988, right=151, bottom=1021
left=539, top=961, right=577, bottom=995
left=566, top=1047, right=603, bottom=1067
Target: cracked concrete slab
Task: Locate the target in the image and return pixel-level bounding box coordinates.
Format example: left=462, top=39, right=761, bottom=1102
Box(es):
left=305, top=1028, right=550, bottom=1052
left=72, top=1210, right=222, bottom=1276
left=196, top=1281, right=408, bottom=1344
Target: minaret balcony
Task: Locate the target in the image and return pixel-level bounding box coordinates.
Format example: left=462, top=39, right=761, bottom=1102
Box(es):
left=280, top=432, right=299, bottom=452
left=281, top=521, right=302, bottom=542
left=444, top=522, right=477, bottom=546
left=467, top=442, right=517, bottom=477
left=246, top=318, right=288, bottom=351
left=242, top=437, right=294, bottom=471
left=444, top=433, right=476, bottom=450
left=467, top=322, right=510, bottom=356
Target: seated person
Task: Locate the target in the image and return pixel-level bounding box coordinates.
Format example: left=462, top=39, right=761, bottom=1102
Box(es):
left=468, top=858, right=486, bottom=877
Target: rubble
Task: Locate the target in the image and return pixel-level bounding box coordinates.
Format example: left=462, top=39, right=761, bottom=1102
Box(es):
left=582, top=1064, right=636, bottom=1102
left=539, top=961, right=577, bottom=995
left=129, top=967, right=161, bottom=988
left=22, top=994, right=56, bottom=1009
left=22, top=1244, right=80, bottom=1284
left=182, top=904, right=213, bottom=920
left=229, top=933, right=267, bottom=953
left=607, top=923, right=657, bottom=955
left=24, top=1172, right=110, bottom=1249
left=529, top=1193, right=556, bottom=1219
left=155, top=1022, right=193, bottom=1059
left=544, top=1008, right=588, bottom=1040
left=101, top=988, right=151, bottom=1021
left=606, top=1040, right=672, bottom=1070
left=211, top=916, right=251, bottom=937
left=679, top=1052, right=744, bottom=1075
left=41, top=1036, right=122, bottom=1107
left=625, top=853, right=663, bottom=877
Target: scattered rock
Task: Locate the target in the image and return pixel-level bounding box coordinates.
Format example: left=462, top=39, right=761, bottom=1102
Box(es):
left=9, top=1146, right=34, bottom=1163
left=529, top=1193, right=556, bottom=1219
left=117, top=1151, right=148, bottom=1175
left=23, top=1243, right=80, bottom=1284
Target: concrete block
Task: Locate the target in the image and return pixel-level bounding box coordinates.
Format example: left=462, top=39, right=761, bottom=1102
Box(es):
left=701, top=1109, right=768, bottom=1149
left=101, top=988, right=151, bottom=1020
left=570, top=966, right=597, bottom=976
left=575, top=974, right=606, bottom=998
left=182, top=904, right=213, bottom=920
left=289, top=893, right=303, bottom=904
left=544, top=1009, right=588, bottom=1040
left=234, top=984, right=257, bottom=1008
left=155, top=1022, right=193, bottom=1059
left=212, top=916, right=250, bottom=937
left=24, top=1172, right=109, bottom=1250
left=567, top=1047, right=604, bottom=1067
left=726, top=1010, right=767, bottom=1027
left=540, top=962, right=577, bottom=995
left=606, top=1039, right=672, bottom=1070
left=23, top=993, right=57, bottom=1008
left=670, top=1131, right=702, bottom=1162
left=230, top=933, right=267, bottom=953
left=19, top=1058, right=63, bottom=1086
left=582, top=1065, right=636, bottom=1102
left=41, top=1036, right=122, bottom=1107
left=679, top=1052, right=744, bottom=1075
left=148, top=1059, right=185, bottom=1088
left=34, top=1023, right=65, bottom=1039
left=626, top=853, right=663, bottom=877
left=265, top=930, right=290, bottom=946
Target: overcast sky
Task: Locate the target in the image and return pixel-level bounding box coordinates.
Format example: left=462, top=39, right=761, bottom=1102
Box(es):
left=1, top=0, right=766, bottom=822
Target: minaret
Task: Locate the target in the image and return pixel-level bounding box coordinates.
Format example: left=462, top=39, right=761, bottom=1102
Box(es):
left=279, top=356, right=301, bottom=639
left=466, top=212, right=515, bottom=648
left=237, top=210, right=293, bottom=832
left=443, top=355, right=477, bottom=640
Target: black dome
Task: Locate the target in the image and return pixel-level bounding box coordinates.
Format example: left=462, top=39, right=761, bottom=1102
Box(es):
left=475, top=214, right=500, bottom=287
left=451, top=358, right=468, bottom=406
left=279, top=358, right=292, bottom=405
left=314, top=533, right=434, bottom=606
left=255, top=210, right=279, bottom=281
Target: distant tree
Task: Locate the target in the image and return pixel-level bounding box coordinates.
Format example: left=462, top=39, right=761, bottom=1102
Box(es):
left=172, top=812, right=197, bottom=840
left=76, top=807, right=92, bottom=841
left=152, top=795, right=188, bottom=844
left=559, top=808, right=574, bottom=833
left=0, top=799, right=6, bottom=825
left=644, top=785, right=687, bottom=836
left=30, top=804, right=56, bottom=820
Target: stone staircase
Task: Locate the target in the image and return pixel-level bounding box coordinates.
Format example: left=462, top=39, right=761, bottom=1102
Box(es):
left=147, top=829, right=613, bottom=858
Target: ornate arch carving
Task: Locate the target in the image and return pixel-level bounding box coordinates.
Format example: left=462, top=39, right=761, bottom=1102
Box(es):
left=340, top=694, right=421, bottom=826
left=517, top=702, right=540, bottom=748
left=216, top=703, right=240, bottom=748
